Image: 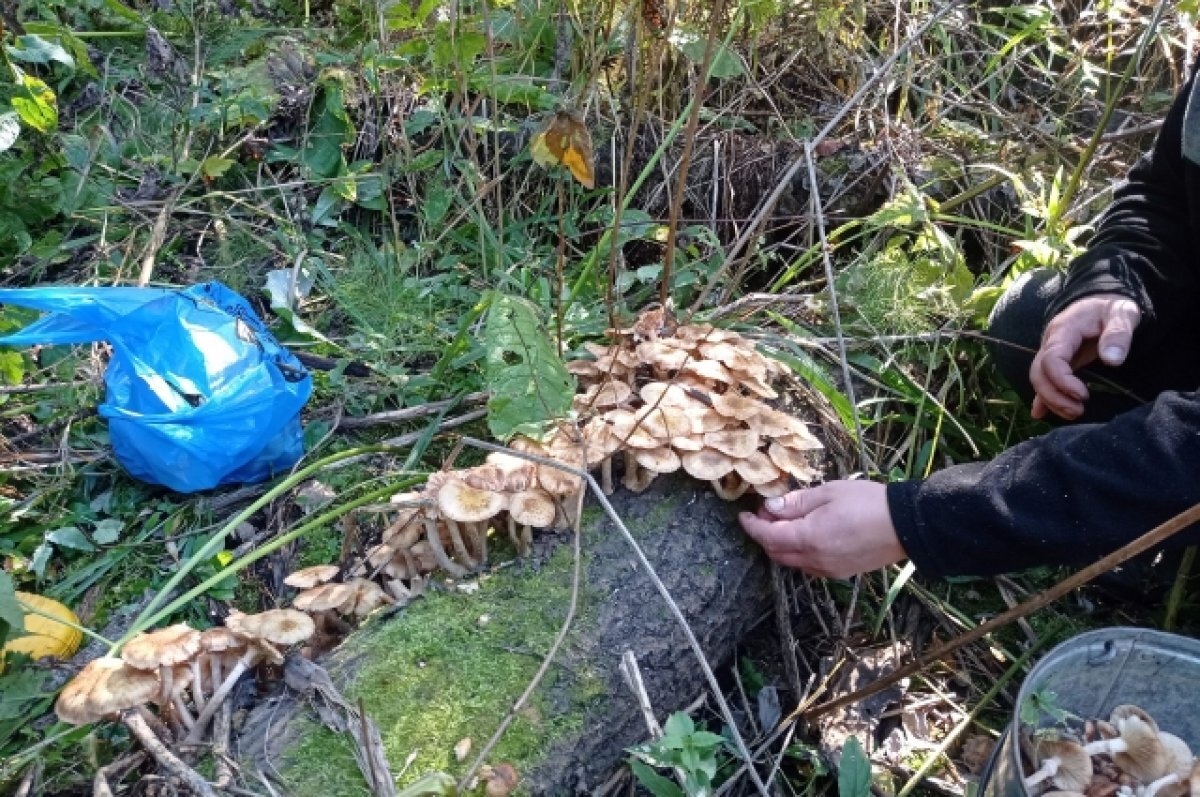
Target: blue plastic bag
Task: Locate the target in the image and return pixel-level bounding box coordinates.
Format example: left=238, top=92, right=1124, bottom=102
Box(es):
left=0, top=282, right=313, bottom=492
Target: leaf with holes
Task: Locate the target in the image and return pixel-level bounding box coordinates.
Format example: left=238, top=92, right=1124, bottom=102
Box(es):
left=0, top=112, right=18, bottom=152
left=482, top=292, right=574, bottom=441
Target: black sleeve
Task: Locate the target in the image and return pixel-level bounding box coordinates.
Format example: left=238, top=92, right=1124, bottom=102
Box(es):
left=1045, top=66, right=1198, bottom=336
left=887, top=390, right=1200, bottom=578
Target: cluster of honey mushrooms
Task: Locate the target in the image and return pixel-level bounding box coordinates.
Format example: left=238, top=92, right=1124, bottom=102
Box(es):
left=53, top=312, right=825, bottom=749
left=1025, top=705, right=1199, bottom=797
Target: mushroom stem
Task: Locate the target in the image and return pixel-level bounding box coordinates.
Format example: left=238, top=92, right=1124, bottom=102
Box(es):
left=1143, top=774, right=1182, bottom=797
left=600, top=457, right=614, bottom=495
left=1086, top=740, right=1126, bottom=756
left=710, top=474, right=750, bottom=500
left=1024, top=758, right=1062, bottom=788
left=443, top=518, right=479, bottom=569
left=506, top=515, right=522, bottom=552
left=183, top=649, right=259, bottom=745
left=191, top=658, right=206, bottom=715
left=423, top=516, right=469, bottom=578
left=172, top=693, right=196, bottom=729
left=470, top=521, right=488, bottom=567
left=121, top=709, right=217, bottom=797
left=209, top=655, right=223, bottom=703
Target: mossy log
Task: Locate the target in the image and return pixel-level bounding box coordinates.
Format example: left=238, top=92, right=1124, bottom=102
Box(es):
left=236, top=474, right=774, bottom=795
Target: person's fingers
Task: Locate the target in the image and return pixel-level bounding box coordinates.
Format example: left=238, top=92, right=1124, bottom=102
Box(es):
left=737, top=512, right=795, bottom=550
left=1030, top=351, right=1085, bottom=418
left=1097, top=298, right=1142, bottom=366
left=759, top=485, right=834, bottom=520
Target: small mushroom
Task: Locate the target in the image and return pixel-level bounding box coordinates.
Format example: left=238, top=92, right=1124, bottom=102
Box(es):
left=507, top=489, right=556, bottom=554
left=293, top=582, right=356, bottom=635
left=56, top=656, right=161, bottom=727
left=1085, top=715, right=1168, bottom=782
left=711, top=473, right=750, bottom=500
left=438, top=478, right=508, bottom=569
left=197, top=627, right=245, bottom=709
left=681, top=449, right=735, bottom=482
left=622, top=449, right=656, bottom=493
left=635, top=446, right=681, bottom=476
left=343, top=578, right=394, bottom=618
left=121, top=624, right=202, bottom=730
left=703, top=429, right=761, bottom=459
left=733, top=451, right=782, bottom=485
left=1141, top=732, right=1193, bottom=797
left=709, top=392, right=769, bottom=421
left=283, top=564, right=340, bottom=590
left=185, top=610, right=314, bottom=744
left=1025, top=737, right=1092, bottom=792
left=767, top=442, right=821, bottom=483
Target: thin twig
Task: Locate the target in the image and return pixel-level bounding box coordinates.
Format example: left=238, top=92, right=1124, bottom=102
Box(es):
left=122, top=709, right=216, bottom=797
left=338, top=393, right=489, bottom=429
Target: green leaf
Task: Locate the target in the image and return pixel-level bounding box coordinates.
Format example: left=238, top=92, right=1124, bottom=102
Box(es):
left=47, top=526, right=94, bottom=552
left=663, top=711, right=696, bottom=741
left=6, top=35, right=75, bottom=69
left=312, top=185, right=344, bottom=225
left=93, top=518, right=124, bottom=545
left=11, top=73, right=58, bottom=134
left=0, top=666, right=47, bottom=721
left=678, top=39, right=745, bottom=79
left=0, top=350, right=24, bottom=385
left=105, top=0, right=145, bottom=24
left=199, top=156, right=236, bottom=179
left=838, top=737, right=872, bottom=797
left=0, top=572, right=22, bottom=648
left=629, top=759, right=685, bottom=797
left=482, top=292, right=575, bottom=441
left=0, top=111, right=19, bottom=152
left=423, top=176, right=452, bottom=226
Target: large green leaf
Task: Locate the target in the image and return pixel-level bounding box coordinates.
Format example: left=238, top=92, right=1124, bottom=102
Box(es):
left=482, top=292, right=574, bottom=441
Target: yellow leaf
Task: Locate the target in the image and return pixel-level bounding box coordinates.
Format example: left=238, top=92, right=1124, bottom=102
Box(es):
left=529, top=110, right=595, bottom=189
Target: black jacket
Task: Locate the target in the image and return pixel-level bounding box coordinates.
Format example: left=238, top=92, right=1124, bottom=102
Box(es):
left=886, top=65, right=1200, bottom=577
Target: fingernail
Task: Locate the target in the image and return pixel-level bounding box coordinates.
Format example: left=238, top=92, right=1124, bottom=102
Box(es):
left=765, top=497, right=785, bottom=512
left=1102, top=346, right=1126, bottom=363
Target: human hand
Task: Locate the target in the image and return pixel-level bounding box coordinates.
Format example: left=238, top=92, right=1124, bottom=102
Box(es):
left=737, top=481, right=906, bottom=579
left=1029, top=293, right=1142, bottom=421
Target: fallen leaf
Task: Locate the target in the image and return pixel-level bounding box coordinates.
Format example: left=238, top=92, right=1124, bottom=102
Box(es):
left=453, top=736, right=471, bottom=762
left=530, top=110, right=595, bottom=189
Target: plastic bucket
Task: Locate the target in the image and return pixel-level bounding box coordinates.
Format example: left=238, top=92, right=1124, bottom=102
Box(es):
left=979, top=627, right=1200, bottom=797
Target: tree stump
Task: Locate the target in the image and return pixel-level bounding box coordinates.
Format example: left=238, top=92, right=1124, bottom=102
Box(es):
left=237, top=474, right=774, bottom=795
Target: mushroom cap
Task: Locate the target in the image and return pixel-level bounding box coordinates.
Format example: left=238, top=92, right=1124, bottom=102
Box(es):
left=235, top=609, right=316, bottom=646
left=674, top=324, right=739, bottom=344
left=1111, top=705, right=1160, bottom=733
left=437, top=478, right=509, bottom=522
left=1112, top=715, right=1169, bottom=781
left=636, top=406, right=694, bottom=442
left=367, top=544, right=397, bottom=570
left=121, top=624, right=202, bottom=670
left=768, top=442, right=821, bottom=482
left=636, top=447, right=682, bottom=474
left=465, top=452, right=537, bottom=492
left=344, top=578, right=393, bottom=617
left=199, top=627, right=245, bottom=654
left=581, top=420, right=623, bottom=463
left=703, top=429, right=761, bottom=459
left=56, top=656, right=161, bottom=725
left=637, top=340, right=691, bottom=370
left=682, top=359, right=736, bottom=385
left=283, top=564, right=341, bottom=589
left=681, top=449, right=735, bottom=480
left=689, top=407, right=731, bottom=433
left=565, top=358, right=601, bottom=377
left=734, top=451, right=783, bottom=485
left=640, top=382, right=704, bottom=410
left=710, top=392, right=769, bottom=421
left=753, top=477, right=792, bottom=498
left=745, top=408, right=807, bottom=438
left=607, top=409, right=663, bottom=449
left=509, top=489, right=557, bottom=527
left=698, top=342, right=768, bottom=378
left=777, top=429, right=824, bottom=451
left=740, top=374, right=779, bottom=399
left=578, top=380, right=633, bottom=410
left=389, top=489, right=423, bottom=506
left=536, top=461, right=583, bottom=496
left=1034, top=738, right=1092, bottom=792
left=1159, top=732, right=1193, bottom=777
left=670, top=434, right=705, bottom=452
left=294, top=582, right=355, bottom=613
